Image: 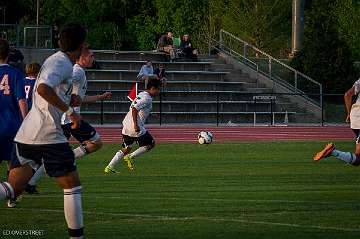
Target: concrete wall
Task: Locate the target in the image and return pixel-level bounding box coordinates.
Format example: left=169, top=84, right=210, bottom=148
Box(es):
left=18, top=48, right=56, bottom=64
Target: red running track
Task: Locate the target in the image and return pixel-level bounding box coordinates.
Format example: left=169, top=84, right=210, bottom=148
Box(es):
left=74, top=126, right=355, bottom=143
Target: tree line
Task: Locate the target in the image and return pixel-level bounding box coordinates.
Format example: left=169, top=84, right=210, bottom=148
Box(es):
left=5, top=0, right=360, bottom=93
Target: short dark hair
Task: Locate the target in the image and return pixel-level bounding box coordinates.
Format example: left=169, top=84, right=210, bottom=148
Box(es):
left=0, top=39, right=9, bottom=60
left=146, top=78, right=161, bottom=90
left=59, top=23, right=86, bottom=52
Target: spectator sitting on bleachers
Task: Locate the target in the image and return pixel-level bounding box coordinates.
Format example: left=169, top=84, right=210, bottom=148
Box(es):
left=154, top=63, right=167, bottom=87
left=137, top=60, right=157, bottom=88
left=157, top=32, right=176, bottom=61
left=180, top=34, right=198, bottom=62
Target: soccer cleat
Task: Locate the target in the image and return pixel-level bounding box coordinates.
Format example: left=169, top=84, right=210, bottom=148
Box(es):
left=123, top=155, right=134, bottom=170
left=104, top=166, right=119, bottom=174
left=25, top=184, right=39, bottom=194
left=313, top=143, right=335, bottom=161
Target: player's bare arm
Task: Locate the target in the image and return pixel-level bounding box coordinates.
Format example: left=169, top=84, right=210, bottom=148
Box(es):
left=37, top=83, right=81, bottom=128
left=18, top=98, right=28, bottom=119
left=82, top=91, right=112, bottom=103
left=131, top=107, right=140, bottom=132
left=344, top=86, right=355, bottom=122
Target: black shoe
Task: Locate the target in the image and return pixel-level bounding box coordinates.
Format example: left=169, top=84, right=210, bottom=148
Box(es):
left=25, top=184, right=39, bottom=194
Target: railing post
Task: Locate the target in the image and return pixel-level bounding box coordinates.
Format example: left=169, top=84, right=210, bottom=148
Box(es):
left=216, top=92, right=219, bottom=127
left=253, top=97, right=257, bottom=126
left=100, top=99, right=104, bottom=125
left=159, top=92, right=162, bottom=126
left=294, top=71, right=298, bottom=92
left=271, top=97, right=274, bottom=126
left=268, top=58, right=273, bottom=90
left=321, top=88, right=324, bottom=126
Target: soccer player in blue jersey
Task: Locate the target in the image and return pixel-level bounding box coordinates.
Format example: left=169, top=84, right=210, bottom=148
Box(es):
left=0, top=39, right=28, bottom=172
left=24, top=63, right=41, bottom=110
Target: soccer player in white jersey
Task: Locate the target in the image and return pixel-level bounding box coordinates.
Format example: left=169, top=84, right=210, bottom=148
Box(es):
left=314, top=79, right=360, bottom=166
left=0, top=23, right=86, bottom=239
left=104, top=78, right=161, bottom=173
left=22, top=46, right=112, bottom=195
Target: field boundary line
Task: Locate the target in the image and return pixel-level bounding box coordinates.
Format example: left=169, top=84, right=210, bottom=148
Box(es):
left=3, top=208, right=360, bottom=233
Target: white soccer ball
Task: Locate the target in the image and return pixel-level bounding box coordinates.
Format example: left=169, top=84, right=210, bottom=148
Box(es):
left=198, top=131, right=213, bottom=145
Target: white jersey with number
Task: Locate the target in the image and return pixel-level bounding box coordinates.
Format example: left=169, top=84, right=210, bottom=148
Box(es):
left=15, top=51, right=74, bottom=144
left=61, top=64, right=87, bottom=125
left=122, top=91, right=152, bottom=137
left=350, top=79, right=360, bottom=129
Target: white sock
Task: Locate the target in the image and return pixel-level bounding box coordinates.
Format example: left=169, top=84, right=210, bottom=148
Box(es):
left=28, top=165, right=45, bottom=186
left=73, top=146, right=87, bottom=159
left=64, top=186, right=84, bottom=239
left=0, top=182, right=14, bottom=200
left=129, top=146, right=148, bottom=159
left=108, top=151, right=124, bottom=168
left=331, top=150, right=357, bottom=164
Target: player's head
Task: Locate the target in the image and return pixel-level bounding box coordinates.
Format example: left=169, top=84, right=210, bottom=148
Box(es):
left=77, top=44, right=94, bottom=68
left=167, top=32, right=173, bottom=39
left=0, top=38, right=9, bottom=62
left=25, top=62, right=41, bottom=78
left=58, top=23, right=86, bottom=57
left=146, top=78, right=161, bottom=96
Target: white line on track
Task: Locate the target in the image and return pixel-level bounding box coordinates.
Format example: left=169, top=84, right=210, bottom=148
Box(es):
left=3, top=207, right=360, bottom=232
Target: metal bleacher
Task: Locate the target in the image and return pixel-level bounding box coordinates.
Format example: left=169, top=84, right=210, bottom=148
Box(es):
left=82, top=50, right=317, bottom=125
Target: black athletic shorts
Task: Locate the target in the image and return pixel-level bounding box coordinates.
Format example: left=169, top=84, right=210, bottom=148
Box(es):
left=62, top=120, right=98, bottom=143
left=122, top=131, right=155, bottom=148
left=10, top=142, right=76, bottom=177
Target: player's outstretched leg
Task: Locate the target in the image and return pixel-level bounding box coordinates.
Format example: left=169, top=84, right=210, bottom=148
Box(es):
left=123, top=133, right=155, bottom=171
left=104, top=148, right=130, bottom=174
left=314, top=143, right=360, bottom=166
left=1, top=164, right=34, bottom=205
left=71, top=125, right=103, bottom=160
left=25, top=165, right=45, bottom=194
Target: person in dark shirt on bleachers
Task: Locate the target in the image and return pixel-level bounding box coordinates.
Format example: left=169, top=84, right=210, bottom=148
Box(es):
left=157, top=32, right=176, bottom=61
left=180, top=34, right=198, bottom=62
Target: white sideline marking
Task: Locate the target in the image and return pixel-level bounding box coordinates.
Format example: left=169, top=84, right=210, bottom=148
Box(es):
left=24, top=194, right=357, bottom=205
left=3, top=207, right=360, bottom=232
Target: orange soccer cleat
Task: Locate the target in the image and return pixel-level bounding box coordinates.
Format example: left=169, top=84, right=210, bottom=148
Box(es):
left=313, top=143, right=335, bottom=161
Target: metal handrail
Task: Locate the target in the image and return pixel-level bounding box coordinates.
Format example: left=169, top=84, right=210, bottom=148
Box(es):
left=218, top=29, right=322, bottom=107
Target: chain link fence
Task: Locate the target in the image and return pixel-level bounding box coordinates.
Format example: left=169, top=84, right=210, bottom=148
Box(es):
left=0, top=24, right=52, bottom=48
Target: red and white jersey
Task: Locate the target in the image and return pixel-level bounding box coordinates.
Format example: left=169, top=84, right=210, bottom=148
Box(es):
left=122, top=91, right=152, bottom=137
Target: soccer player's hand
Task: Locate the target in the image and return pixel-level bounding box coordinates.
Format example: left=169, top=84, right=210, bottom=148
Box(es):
left=70, top=94, right=82, bottom=107
left=100, top=92, right=112, bottom=100
left=70, top=112, right=82, bottom=129
left=346, top=114, right=350, bottom=123
left=134, top=124, right=140, bottom=133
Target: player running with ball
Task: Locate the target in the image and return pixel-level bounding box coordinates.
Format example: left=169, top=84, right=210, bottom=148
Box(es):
left=314, top=79, right=360, bottom=166
left=104, top=78, right=161, bottom=173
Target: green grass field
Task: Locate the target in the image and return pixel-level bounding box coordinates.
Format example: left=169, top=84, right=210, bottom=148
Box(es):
left=1, top=141, right=360, bottom=239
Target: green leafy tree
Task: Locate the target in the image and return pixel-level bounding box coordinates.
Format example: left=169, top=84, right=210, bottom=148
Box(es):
left=291, top=0, right=357, bottom=94
left=336, top=0, right=360, bottom=60
left=222, top=0, right=291, bottom=56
